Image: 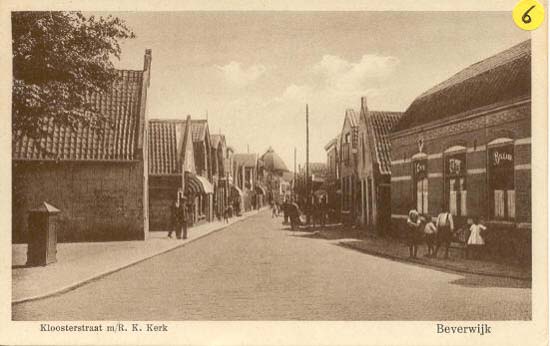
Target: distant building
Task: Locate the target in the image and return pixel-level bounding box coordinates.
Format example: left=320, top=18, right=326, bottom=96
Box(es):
left=148, top=117, right=201, bottom=231
left=259, top=147, right=289, bottom=203
left=357, top=96, right=402, bottom=234
left=210, top=134, right=230, bottom=220
left=233, top=153, right=260, bottom=211
left=324, top=136, right=340, bottom=220
left=339, top=109, right=360, bottom=225
left=390, top=40, right=531, bottom=261
left=12, top=50, right=152, bottom=242
left=190, top=120, right=215, bottom=223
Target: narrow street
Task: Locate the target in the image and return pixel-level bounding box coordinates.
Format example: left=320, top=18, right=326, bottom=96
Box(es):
left=13, top=210, right=530, bottom=321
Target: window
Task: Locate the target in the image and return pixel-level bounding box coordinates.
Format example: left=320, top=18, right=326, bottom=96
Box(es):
left=413, top=159, right=428, bottom=214
left=488, top=143, right=515, bottom=219
left=445, top=151, right=467, bottom=217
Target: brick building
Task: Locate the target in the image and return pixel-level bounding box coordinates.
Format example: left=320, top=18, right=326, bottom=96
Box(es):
left=339, top=109, right=360, bottom=225
left=148, top=116, right=198, bottom=232
left=188, top=120, right=215, bottom=223
left=210, top=134, right=230, bottom=220
left=12, top=50, right=152, bottom=242
left=324, top=136, right=340, bottom=220
left=259, top=147, right=289, bottom=204
left=233, top=153, right=259, bottom=212
left=389, top=40, right=531, bottom=261
left=357, top=96, right=402, bottom=234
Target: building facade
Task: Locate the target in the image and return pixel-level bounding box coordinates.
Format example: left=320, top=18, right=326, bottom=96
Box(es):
left=12, top=50, right=152, bottom=242
left=357, top=96, right=402, bottom=234
left=233, top=153, right=259, bottom=212
left=148, top=117, right=202, bottom=231
left=339, top=109, right=360, bottom=225
left=389, top=40, right=531, bottom=261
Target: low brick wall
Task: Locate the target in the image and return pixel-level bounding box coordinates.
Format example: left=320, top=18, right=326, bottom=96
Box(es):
left=13, top=161, right=146, bottom=243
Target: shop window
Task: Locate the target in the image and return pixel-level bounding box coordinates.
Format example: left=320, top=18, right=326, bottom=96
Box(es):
left=488, top=143, right=515, bottom=219
left=444, top=150, right=467, bottom=217
left=413, top=159, right=428, bottom=214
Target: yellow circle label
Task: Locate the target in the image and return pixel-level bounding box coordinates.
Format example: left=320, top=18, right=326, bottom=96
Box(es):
left=513, top=0, right=545, bottom=31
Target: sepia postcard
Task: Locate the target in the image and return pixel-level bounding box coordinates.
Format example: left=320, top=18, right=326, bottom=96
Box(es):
left=0, top=0, right=547, bottom=345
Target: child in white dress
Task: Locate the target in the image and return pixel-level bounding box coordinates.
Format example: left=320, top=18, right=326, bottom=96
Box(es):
left=467, top=217, right=487, bottom=259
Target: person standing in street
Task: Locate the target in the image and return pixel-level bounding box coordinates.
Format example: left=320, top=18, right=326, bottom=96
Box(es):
left=434, top=210, right=454, bottom=259
left=467, top=216, right=486, bottom=259
left=423, top=214, right=437, bottom=257
left=406, top=209, right=421, bottom=258
left=168, top=199, right=179, bottom=239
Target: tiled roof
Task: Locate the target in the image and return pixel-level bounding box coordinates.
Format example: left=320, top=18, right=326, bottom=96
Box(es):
left=260, top=147, right=289, bottom=172
left=148, top=120, right=188, bottom=175
left=233, top=153, right=257, bottom=168
left=191, top=120, right=208, bottom=143
left=13, top=69, right=148, bottom=161
left=367, top=111, right=403, bottom=175
left=345, top=109, right=359, bottom=128
left=394, top=40, right=530, bottom=132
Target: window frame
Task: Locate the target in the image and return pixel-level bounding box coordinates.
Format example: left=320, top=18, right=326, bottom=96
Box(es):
left=487, top=138, right=515, bottom=221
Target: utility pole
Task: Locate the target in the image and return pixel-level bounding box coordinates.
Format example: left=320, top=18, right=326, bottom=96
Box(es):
left=293, top=147, right=297, bottom=200
left=305, top=104, right=310, bottom=225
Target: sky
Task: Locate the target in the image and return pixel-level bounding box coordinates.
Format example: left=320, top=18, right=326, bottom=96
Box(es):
left=100, top=11, right=529, bottom=168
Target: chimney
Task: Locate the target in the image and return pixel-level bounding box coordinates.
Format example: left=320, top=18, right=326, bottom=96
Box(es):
left=361, top=96, right=368, bottom=115
left=143, top=49, right=152, bottom=86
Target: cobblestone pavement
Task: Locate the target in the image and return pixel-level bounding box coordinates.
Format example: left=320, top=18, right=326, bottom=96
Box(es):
left=13, top=210, right=531, bottom=320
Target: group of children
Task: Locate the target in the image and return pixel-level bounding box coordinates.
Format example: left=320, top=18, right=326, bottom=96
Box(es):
left=406, top=209, right=487, bottom=260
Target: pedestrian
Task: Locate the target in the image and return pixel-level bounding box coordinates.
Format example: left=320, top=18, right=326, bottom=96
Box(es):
left=467, top=216, right=487, bottom=259
left=423, top=214, right=437, bottom=257
left=223, top=205, right=230, bottom=223
left=289, top=200, right=302, bottom=230
left=406, top=209, right=421, bottom=258
left=271, top=201, right=277, bottom=218
left=434, top=210, right=454, bottom=259
left=282, top=199, right=290, bottom=225
left=228, top=204, right=234, bottom=218
left=320, top=196, right=327, bottom=228
left=274, top=202, right=280, bottom=217
left=168, top=199, right=179, bottom=239
left=173, top=199, right=185, bottom=239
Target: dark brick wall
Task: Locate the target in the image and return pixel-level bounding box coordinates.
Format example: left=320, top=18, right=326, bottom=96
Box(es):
left=389, top=101, right=531, bottom=261
left=148, top=176, right=179, bottom=232
left=13, top=161, right=146, bottom=243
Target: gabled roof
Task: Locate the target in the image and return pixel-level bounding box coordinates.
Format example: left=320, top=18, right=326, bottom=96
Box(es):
left=394, top=39, right=531, bottom=132
left=233, top=153, right=258, bottom=168
left=344, top=109, right=359, bottom=128
left=210, top=134, right=225, bottom=149
left=191, top=120, right=209, bottom=143
left=367, top=111, right=403, bottom=175
left=324, top=137, right=337, bottom=151
left=148, top=117, right=194, bottom=175
left=13, top=51, right=152, bottom=161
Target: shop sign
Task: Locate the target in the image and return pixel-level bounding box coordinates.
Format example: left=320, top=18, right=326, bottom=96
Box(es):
left=414, top=160, right=427, bottom=176
left=490, top=146, right=514, bottom=167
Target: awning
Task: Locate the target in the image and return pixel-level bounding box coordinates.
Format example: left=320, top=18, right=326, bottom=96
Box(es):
left=185, top=173, right=214, bottom=195
left=231, top=185, right=243, bottom=197
left=255, top=184, right=267, bottom=195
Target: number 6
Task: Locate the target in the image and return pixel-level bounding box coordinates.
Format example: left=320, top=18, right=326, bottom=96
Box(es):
left=522, top=5, right=535, bottom=24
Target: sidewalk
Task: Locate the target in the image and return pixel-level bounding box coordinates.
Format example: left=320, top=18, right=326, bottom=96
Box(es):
left=308, top=225, right=531, bottom=281
left=12, top=209, right=262, bottom=304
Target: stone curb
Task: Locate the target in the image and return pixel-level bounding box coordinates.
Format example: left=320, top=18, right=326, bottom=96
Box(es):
left=12, top=210, right=262, bottom=305
left=338, top=241, right=531, bottom=282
